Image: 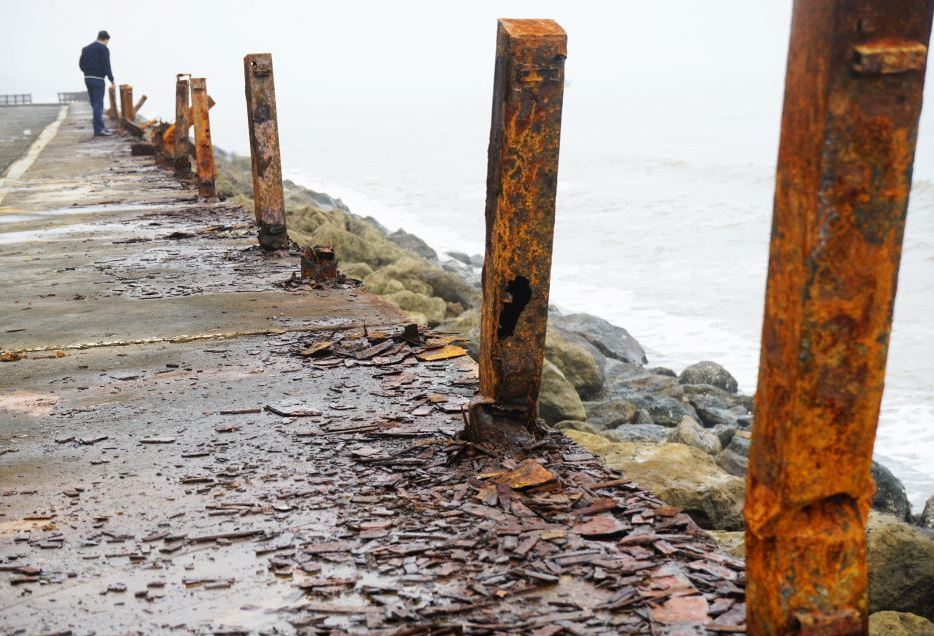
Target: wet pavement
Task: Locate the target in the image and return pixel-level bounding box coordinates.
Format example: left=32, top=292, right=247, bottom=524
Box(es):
left=0, top=105, right=63, bottom=176
left=0, top=104, right=747, bottom=634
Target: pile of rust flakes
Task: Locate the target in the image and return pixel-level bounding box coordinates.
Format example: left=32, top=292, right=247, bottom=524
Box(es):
left=2, top=325, right=747, bottom=635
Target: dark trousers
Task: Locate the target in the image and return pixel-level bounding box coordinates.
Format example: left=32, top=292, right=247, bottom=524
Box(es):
left=84, top=78, right=106, bottom=135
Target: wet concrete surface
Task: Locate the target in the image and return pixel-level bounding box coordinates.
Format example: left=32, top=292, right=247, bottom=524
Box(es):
left=0, top=104, right=747, bottom=634
left=0, top=105, right=63, bottom=176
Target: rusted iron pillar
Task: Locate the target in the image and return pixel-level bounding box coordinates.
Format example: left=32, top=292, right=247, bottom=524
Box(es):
left=119, top=84, right=134, bottom=122
left=466, top=19, right=566, bottom=447
left=133, top=94, right=147, bottom=114
left=243, top=53, right=289, bottom=250
left=189, top=77, right=216, bottom=199
left=174, top=76, right=191, bottom=177
left=745, top=2, right=933, bottom=633
left=107, top=84, right=117, bottom=119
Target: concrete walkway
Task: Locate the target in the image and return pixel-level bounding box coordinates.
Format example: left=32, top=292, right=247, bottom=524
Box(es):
left=0, top=104, right=63, bottom=176
left=0, top=104, right=746, bottom=634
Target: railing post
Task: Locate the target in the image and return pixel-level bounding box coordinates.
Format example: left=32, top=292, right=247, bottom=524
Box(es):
left=107, top=84, right=117, bottom=119
left=174, top=76, right=191, bottom=177
left=745, top=2, right=933, bottom=633
left=189, top=78, right=216, bottom=199
left=466, top=19, right=566, bottom=447
left=243, top=53, right=290, bottom=251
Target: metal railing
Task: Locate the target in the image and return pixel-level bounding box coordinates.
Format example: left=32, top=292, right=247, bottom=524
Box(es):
left=58, top=92, right=87, bottom=103
left=0, top=94, right=32, bottom=106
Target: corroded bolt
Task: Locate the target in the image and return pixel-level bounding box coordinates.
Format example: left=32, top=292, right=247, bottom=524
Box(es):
left=745, top=1, right=933, bottom=633
left=244, top=53, right=289, bottom=251
left=467, top=19, right=566, bottom=447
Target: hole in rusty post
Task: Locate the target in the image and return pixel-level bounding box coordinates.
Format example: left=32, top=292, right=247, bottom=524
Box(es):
left=497, top=276, right=531, bottom=339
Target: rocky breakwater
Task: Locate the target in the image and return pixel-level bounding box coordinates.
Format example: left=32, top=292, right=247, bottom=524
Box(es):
left=214, top=151, right=934, bottom=627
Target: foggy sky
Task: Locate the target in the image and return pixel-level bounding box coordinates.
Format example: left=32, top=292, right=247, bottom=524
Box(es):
left=3, top=1, right=932, bottom=181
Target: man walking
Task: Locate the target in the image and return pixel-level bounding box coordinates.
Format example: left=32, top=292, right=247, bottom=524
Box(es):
left=79, top=31, right=114, bottom=137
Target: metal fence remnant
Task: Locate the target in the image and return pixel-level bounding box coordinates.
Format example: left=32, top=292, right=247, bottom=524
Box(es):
left=57, top=92, right=86, bottom=103
left=174, top=76, right=191, bottom=177
left=244, top=53, right=290, bottom=251
left=189, top=77, right=216, bottom=198
left=133, top=95, right=147, bottom=114
left=467, top=19, right=566, bottom=447
left=745, top=1, right=933, bottom=633
left=301, top=246, right=338, bottom=283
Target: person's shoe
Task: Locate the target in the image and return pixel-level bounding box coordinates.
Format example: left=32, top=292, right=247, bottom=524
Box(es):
left=94, top=130, right=113, bottom=137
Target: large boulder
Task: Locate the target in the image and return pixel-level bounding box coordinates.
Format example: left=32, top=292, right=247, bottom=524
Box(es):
left=545, top=330, right=604, bottom=399
left=539, top=360, right=587, bottom=424
left=565, top=431, right=746, bottom=530
left=583, top=397, right=639, bottom=429
left=341, top=261, right=374, bottom=280
left=679, top=361, right=739, bottom=394
left=603, top=424, right=673, bottom=444
left=675, top=416, right=722, bottom=455
left=919, top=495, right=934, bottom=530
left=716, top=432, right=751, bottom=478
left=871, top=461, right=912, bottom=522
left=869, top=612, right=934, bottom=636
left=549, top=311, right=647, bottom=366
left=365, top=257, right=477, bottom=308
left=382, top=290, right=446, bottom=326
left=868, top=512, right=934, bottom=620
left=681, top=383, right=753, bottom=430
left=386, top=228, right=438, bottom=261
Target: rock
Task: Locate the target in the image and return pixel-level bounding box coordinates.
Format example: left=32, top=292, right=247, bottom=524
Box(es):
left=469, top=254, right=483, bottom=268
left=682, top=384, right=753, bottom=430
left=545, top=330, right=604, bottom=399
left=549, top=311, right=647, bottom=366
left=441, top=258, right=481, bottom=286
left=709, top=423, right=737, bottom=448
left=716, top=433, right=750, bottom=478
left=553, top=420, right=600, bottom=435
left=446, top=251, right=473, bottom=266
left=675, top=416, right=722, bottom=455
left=633, top=409, right=653, bottom=424
left=871, top=461, right=912, bottom=522
left=386, top=229, right=438, bottom=261
left=565, top=431, right=746, bottom=530
left=539, top=360, right=587, bottom=425
left=583, top=397, right=638, bottom=429
left=340, top=261, right=374, bottom=280
left=868, top=512, right=934, bottom=620
left=294, top=211, right=407, bottom=268
left=648, top=366, right=677, bottom=378
left=919, top=496, right=934, bottom=530
left=382, top=290, right=447, bottom=326
left=706, top=530, right=745, bottom=559
left=869, top=611, right=934, bottom=636
left=603, top=424, right=674, bottom=444
left=678, top=361, right=739, bottom=394
left=623, top=393, right=698, bottom=428
left=365, top=257, right=477, bottom=308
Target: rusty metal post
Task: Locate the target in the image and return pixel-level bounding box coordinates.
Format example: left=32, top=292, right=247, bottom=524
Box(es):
left=174, top=76, right=191, bottom=177
left=466, top=19, right=566, bottom=447
left=244, top=53, right=290, bottom=250
left=107, top=84, right=117, bottom=119
left=745, top=2, right=933, bottom=633
left=119, top=85, right=134, bottom=122
left=133, top=94, right=147, bottom=114
left=189, top=78, right=216, bottom=198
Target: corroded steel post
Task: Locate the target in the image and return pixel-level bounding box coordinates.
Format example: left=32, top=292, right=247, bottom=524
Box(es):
left=174, top=76, right=191, bottom=177
left=190, top=77, right=216, bottom=198
left=467, top=19, right=566, bottom=447
left=745, top=1, right=933, bottom=634
left=133, top=94, right=147, bottom=114
left=244, top=53, right=289, bottom=250
left=107, top=84, right=117, bottom=119
left=120, top=85, right=134, bottom=122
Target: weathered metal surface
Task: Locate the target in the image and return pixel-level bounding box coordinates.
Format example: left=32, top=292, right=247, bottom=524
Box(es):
left=106, top=84, right=117, bottom=119
left=300, top=245, right=337, bottom=282
left=174, top=76, right=191, bottom=177
left=133, top=94, right=147, bottom=114
left=745, top=1, right=933, bottom=634
left=189, top=77, right=216, bottom=199
left=119, top=84, right=134, bottom=122
left=467, top=19, right=566, bottom=446
left=244, top=53, right=289, bottom=250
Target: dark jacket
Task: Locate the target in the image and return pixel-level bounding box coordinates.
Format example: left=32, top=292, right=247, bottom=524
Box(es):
left=79, top=41, right=113, bottom=82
